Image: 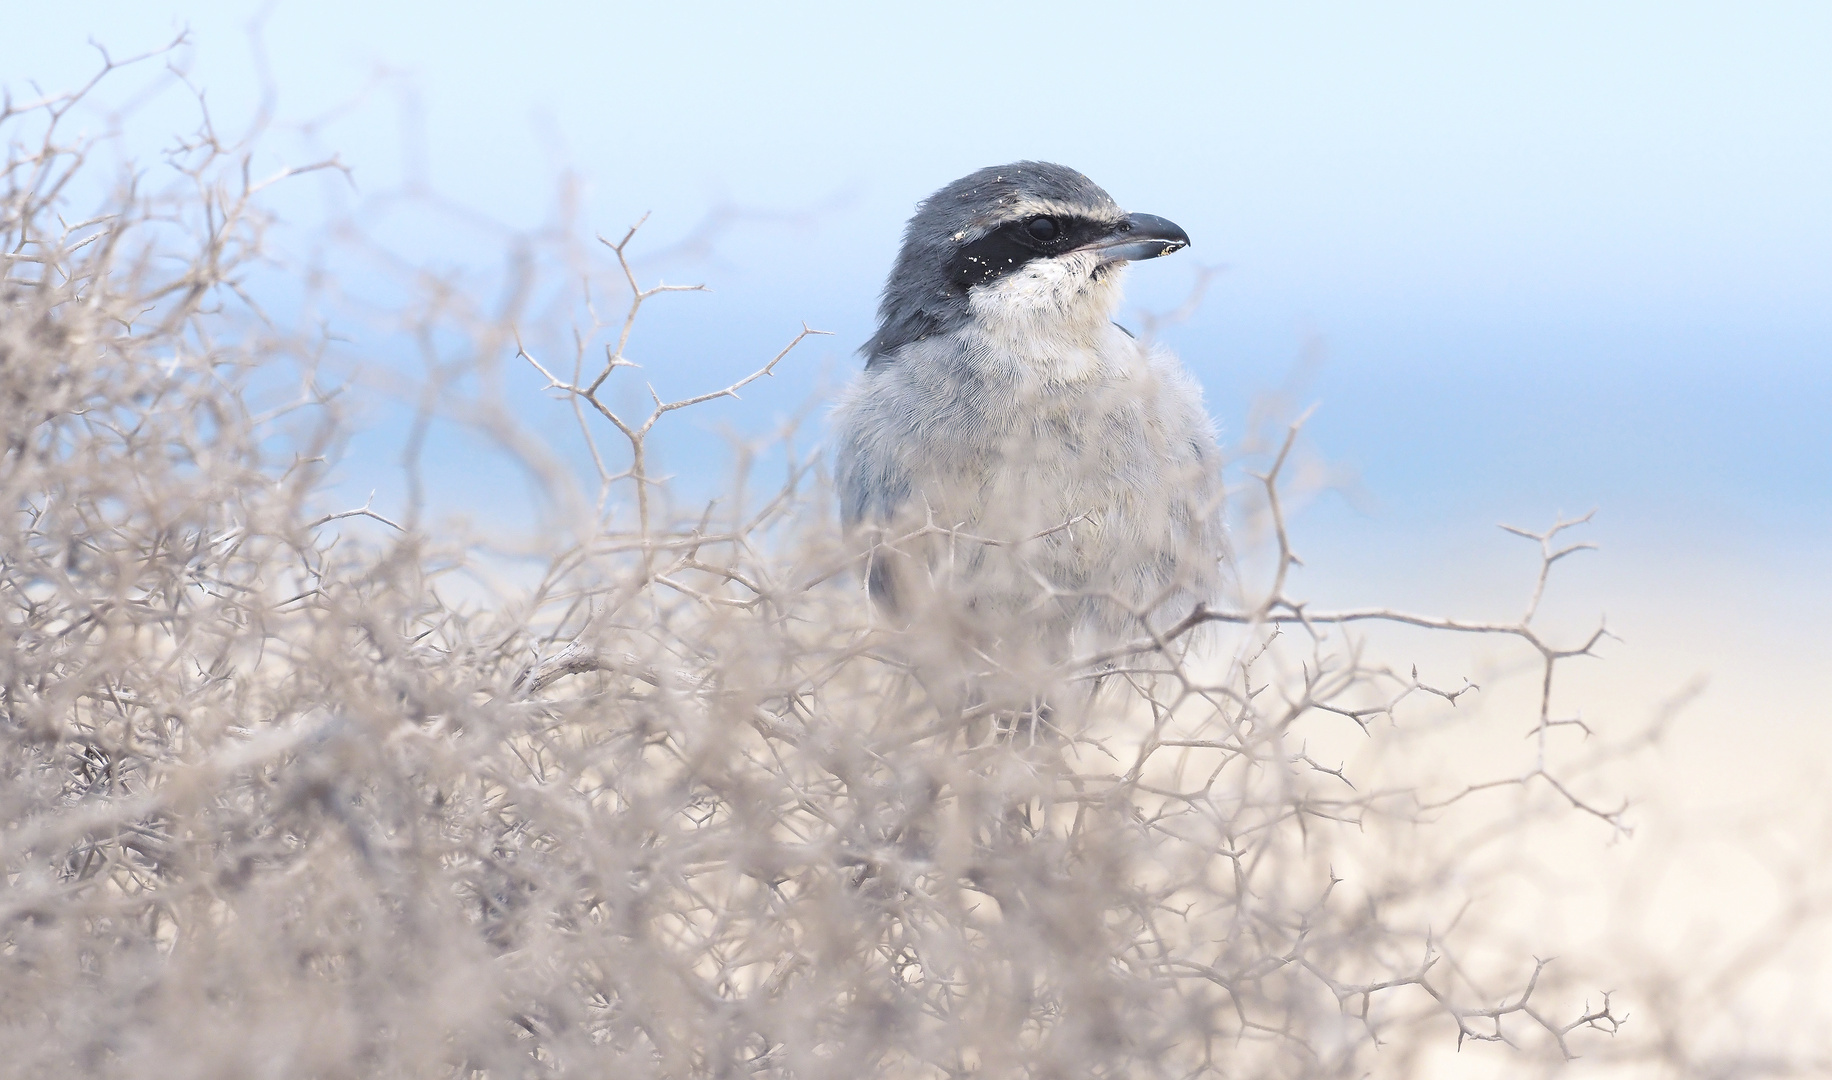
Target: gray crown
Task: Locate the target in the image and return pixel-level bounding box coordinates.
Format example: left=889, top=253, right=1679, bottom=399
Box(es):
left=863, top=162, right=1123, bottom=364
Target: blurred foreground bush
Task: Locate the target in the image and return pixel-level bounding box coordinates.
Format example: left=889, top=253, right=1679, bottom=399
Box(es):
left=0, top=55, right=1719, bottom=1080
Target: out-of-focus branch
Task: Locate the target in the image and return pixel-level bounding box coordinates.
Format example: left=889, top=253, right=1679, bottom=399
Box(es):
left=517, top=216, right=827, bottom=555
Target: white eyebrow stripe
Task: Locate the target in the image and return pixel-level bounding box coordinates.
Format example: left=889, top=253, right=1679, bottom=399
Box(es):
left=966, top=196, right=1124, bottom=234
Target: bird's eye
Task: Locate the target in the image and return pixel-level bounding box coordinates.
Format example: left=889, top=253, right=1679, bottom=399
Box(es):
left=1025, top=216, right=1059, bottom=242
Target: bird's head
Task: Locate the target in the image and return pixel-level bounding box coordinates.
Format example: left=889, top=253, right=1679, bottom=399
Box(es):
left=865, top=161, right=1189, bottom=365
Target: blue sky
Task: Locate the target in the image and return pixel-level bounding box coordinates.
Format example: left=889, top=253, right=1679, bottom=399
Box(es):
left=7, top=2, right=1829, bottom=615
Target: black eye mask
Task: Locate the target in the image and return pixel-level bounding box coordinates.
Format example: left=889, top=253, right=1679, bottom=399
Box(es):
left=945, top=214, right=1117, bottom=291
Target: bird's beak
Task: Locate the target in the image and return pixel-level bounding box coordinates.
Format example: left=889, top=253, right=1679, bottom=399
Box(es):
left=1074, top=213, right=1191, bottom=262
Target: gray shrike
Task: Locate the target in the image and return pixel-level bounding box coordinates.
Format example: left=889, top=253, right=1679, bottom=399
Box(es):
left=834, top=162, right=1225, bottom=659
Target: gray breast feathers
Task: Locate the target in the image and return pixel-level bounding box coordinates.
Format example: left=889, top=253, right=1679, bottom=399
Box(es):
left=834, top=327, right=1224, bottom=643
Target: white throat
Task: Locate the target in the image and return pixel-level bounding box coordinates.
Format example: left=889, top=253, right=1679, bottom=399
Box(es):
left=963, top=252, right=1127, bottom=383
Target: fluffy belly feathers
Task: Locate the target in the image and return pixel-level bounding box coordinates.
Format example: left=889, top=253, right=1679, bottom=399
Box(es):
left=835, top=333, right=1223, bottom=640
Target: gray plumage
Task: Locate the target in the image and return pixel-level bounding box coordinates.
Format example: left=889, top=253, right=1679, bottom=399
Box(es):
left=834, top=162, right=1225, bottom=652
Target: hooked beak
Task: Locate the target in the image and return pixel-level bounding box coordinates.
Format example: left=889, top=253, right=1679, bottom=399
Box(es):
left=1074, top=213, right=1191, bottom=262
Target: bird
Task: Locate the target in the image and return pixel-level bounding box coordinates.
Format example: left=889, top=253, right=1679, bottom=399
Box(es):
left=832, top=162, right=1225, bottom=708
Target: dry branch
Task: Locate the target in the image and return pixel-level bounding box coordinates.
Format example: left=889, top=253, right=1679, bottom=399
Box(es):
left=7, top=47, right=1797, bottom=1080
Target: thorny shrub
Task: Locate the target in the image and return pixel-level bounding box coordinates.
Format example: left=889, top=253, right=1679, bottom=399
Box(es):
left=3, top=50, right=1733, bottom=1080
